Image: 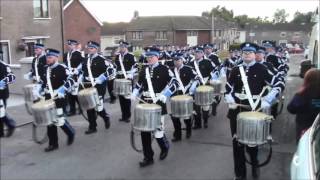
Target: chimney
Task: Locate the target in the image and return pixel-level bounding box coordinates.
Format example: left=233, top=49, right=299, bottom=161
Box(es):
left=133, top=10, right=139, bottom=20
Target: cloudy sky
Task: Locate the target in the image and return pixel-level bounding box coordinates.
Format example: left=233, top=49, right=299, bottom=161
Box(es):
left=81, top=0, right=319, bottom=23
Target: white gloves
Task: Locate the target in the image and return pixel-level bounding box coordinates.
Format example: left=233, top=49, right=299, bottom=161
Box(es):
left=156, top=94, right=167, bottom=103
left=95, top=74, right=107, bottom=85
left=130, top=88, right=139, bottom=101
left=57, top=86, right=66, bottom=98
left=23, top=72, right=32, bottom=80
left=224, top=94, right=235, bottom=104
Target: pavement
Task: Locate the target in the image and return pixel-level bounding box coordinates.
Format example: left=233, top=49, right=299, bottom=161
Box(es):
left=0, top=54, right=305, bottom=180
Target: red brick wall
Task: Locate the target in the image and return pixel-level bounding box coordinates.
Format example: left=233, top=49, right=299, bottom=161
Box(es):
left=175, top=31, right=187, bottom=46
left=198, top=31, right=210, bottom=45
left=64, top=0, right=101, bottom=51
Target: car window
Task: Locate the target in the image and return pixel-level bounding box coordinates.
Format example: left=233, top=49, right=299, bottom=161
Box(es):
left=312, top=40, right=318, bottom=67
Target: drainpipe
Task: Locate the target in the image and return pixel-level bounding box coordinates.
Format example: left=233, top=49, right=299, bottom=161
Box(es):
left=60, top=0, right=65, bottom=55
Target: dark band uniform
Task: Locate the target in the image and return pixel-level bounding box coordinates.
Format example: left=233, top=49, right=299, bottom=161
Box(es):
left=63, top=39, right=84, bottom=115
left=0, top=59, right=16, bottom=137
left=80, top=41, right=115, bottom=134
left=132, top=46, right=178, bottom=167
left=26, top=43, right=47, bottom=83
left=114, top=41, right=137, bottom=122
left=40, top=49, right=75, bottom=152
left=225, top=43, right=284, bottom=179
left=187, top=46, right=220, bottom=129
left=170, top=53, right=199, bottom=141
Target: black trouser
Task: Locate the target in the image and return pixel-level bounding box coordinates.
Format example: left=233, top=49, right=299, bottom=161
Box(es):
left=107, top=79, right=116, bottom=101
left=140, top=98, right=169, bottom=160
left=67, top=93, right=80, bottom=113
left=0, top=98, right=16, bottom=136
left=211, top=96, right=221, bottom=116
left=194, top=104, right=209, bottom=127
left=228, top=108, right=258, bottom=178
left=171, top=116, right=192, bottom=139
left=45, top=97, right=75, bottom=146
left=119, top=95, right=131, bottom=120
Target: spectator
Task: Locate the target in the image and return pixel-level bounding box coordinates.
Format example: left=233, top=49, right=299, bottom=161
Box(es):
left=287, top=68, right=320, bottom=143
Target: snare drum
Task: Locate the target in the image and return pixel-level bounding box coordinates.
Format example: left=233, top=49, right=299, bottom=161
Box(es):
left=133, top=104, right=162, bottom=132
left=78, top=87, right=99, bottom=110
left=23, top=84, right=40, bottom=102
left=236, top=111, right=273, bottom=146
left=170, top=95, right=193, bottom=118
left=113, top=79, right=132, bottom=96
left=31, top=100, right=56, bottom=126
left=210, top=80, right=222, bottom=95
left=194, top=85, right=214, bottom=106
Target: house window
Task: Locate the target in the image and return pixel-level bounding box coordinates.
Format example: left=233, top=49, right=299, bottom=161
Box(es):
left=132, top=31, right=143, bottom=40
left=132, top=46, right=142, bottom=51
left=294, top=32, right=300, bottom=36
left=24, top=39, right=44, bottom=57
left=280, top=32, right=286, bottom=37
left=33, top=0, right=49, bottom=18
left=156, top=31, right=167, bottom=40
left=0, top=41, right=11, bottom=64
left=218, top=30, right=222, bottom=37
left=187, top=31, right=198, bottom=36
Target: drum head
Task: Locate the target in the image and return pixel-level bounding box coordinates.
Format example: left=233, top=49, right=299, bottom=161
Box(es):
left=196, top=85, right=214, bottom=92
left=115, top=79, right=131, bottom=83
left=136, top=103, right=161, bottom=110
left=237, top=111, right=273, bottom=121
left=171, top=95, right=193, bottom=101
left=31, top=100, right=55, bottom=110
left=79, top=88, right=97, bottom=96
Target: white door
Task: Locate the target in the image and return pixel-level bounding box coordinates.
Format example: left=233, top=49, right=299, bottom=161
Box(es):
left=187, top=36, right=197, bottom=46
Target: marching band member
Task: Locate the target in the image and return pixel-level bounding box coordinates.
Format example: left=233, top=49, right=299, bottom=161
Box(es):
left=80, top=41, right=115, bottom=134
left=188, top=46, right=219, bottom=129
left=170, top=53, right=199, bottom=142
left=225, top=42, right=284, bottom=180
left=63, top=39, right=84, bottom=116
left=39, top=48, right=75, bottom=152
left=114, top=41, right=137, bottom=123
left=0, top=50, right=16, bottom=137
left=131, top=46, right=178, bottom=167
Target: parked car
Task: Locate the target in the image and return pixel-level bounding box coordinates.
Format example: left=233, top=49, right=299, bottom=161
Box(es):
left=290, top=113, right=320, bottom=180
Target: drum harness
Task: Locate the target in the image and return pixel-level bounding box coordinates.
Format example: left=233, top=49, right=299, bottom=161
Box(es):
left=237, top=65, right=273, bottom=168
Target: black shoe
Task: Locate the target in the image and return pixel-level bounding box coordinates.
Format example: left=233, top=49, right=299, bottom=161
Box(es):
left=186, top=131, right=191, bottom=139
left=212, top=110, right=217, bottom=116
left=204, top=123, right=208, bottom=129
left=6, top=127, right=15, bottom=137
left=252, top=166, right=260, bottom=179
left=159, top=149, right=169, bottom=160
left=123, top=118, right=130, bottom=123
left=139, top=159, right=154, bottom=167
left=109, top=98, right=116, bottom=104
left=67, top=111, right=76, bottom=117
left=193, top=125, right=202, bottom=130
left=171, top=137, right=181, bottom=142
left=44, top=145, right=59, bottom=152
left=85, top=129, right=97, bottom=134
left=67, top=134, right=75, bottom=145
left=119, top=118, right=124, bottom=122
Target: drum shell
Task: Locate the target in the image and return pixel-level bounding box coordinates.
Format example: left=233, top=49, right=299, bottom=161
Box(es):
left=210, top=80, right=222, bottom=95
left=113, top=79, right=132, bottom=96
left=170, top=95, right=193, bottom=118
left=78, top=88, right=99, bottom=110
left=194, top=85, right=215, bottom=106
left=236, top=112, right=273, bottom=146
left=134, top=104, right=162, bottom=132
left=31, top=100, right=56, bottom=126
left=23, top=84, right=39, bottom=102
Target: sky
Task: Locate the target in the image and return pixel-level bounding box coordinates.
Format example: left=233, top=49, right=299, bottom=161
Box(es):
left=81, top=0, right=319, bottom=23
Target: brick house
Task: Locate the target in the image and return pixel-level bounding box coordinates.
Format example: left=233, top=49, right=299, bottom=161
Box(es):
left=64, top=0, right=102, bottom=50
left=0, top=0, right=64, bottom=94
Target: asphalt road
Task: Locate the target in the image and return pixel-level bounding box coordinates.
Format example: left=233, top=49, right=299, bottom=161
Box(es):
left=0, top=54, right=305, bottom=180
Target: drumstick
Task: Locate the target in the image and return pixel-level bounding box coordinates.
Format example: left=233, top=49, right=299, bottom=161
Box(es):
left=136, top=97, right=151, bottom=104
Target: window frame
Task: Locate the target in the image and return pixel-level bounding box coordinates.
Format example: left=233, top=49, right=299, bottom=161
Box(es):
left=132, top=31, right=143, bottom=40
left=155, top=31, right=167, bottom=40
left=0, top=40, right=12, bottom=64
left=33, top=0, right=50, bottom=19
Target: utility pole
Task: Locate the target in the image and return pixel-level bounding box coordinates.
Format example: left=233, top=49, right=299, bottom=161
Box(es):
left=211, top=11, right=214, bottom=43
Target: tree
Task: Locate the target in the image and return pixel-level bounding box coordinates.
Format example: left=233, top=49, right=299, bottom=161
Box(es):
left=273, top=9, right=289, bottom=23
left=291, top=11, right=314, bottom=24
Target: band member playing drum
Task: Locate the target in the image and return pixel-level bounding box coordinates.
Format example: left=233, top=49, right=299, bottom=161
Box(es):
left=0, top=50, right=16, bottom=138
left=114, top=41, right=137, bottom=123
left=24, top=43, right=47, bottom=83
left=63, top=39, right=84, bottom=116
left=188, top=46, right=219, bottom=129
left=39, top=48, right=75, bottom=152
left=170, top=53, right=199, bottom=142
left=131, top=46, right=178, bottom=167
left=204, top=43, right=222, bottom=116
left=80, top=41, right=115, bottom=134
left=225, top=42, right=284, bottom=180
